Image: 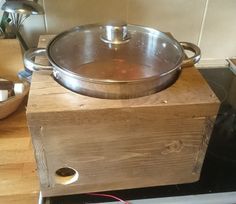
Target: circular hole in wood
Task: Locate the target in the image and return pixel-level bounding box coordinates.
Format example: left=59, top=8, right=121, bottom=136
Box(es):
left=55, top=167, right=79, bottom=185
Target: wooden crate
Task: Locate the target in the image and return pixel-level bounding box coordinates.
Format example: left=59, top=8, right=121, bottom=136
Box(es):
left=26, top=36, right=220, bottom=197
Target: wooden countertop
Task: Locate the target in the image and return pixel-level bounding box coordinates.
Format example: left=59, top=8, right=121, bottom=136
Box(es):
left=0, top=102, right=39, bottom=204
left=0, top=39, right=39, bottom=203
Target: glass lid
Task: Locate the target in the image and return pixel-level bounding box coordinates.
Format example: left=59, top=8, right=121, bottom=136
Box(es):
left=47, top=23, right=184, bottom=82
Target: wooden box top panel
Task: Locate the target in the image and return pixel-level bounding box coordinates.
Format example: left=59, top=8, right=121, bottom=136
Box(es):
left=27, top=35, right=219, bottom=114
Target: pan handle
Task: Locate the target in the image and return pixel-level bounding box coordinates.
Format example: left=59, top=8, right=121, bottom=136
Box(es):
left=180, top=42, right=201, bottom=67
left=24, top=48, right=53, bottom=72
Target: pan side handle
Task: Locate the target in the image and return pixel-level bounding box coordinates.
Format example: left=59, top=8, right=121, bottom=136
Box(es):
left=180, top=42, right=201, bottom=67
left=24, top=48, right=53, bottom=72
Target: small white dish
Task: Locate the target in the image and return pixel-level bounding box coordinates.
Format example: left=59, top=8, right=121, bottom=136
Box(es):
left=14, top=83, right=25, bottom=95
left=0, top=90, right=9, bottom=102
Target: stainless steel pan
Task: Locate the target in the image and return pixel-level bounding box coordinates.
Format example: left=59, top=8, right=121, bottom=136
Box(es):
left=24, top=23, right=201, bottom=99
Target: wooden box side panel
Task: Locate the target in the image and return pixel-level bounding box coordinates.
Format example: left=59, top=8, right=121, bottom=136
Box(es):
left=27, top=67, right=220, bottom=114
left=27, top=104, right=218, bottom=197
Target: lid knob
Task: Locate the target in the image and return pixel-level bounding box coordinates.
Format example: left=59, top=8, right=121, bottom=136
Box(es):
left=101, top=22, right=130, bottom=44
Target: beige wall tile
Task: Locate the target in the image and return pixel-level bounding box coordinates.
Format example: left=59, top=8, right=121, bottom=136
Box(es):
left=127, top=0, right=206, bottom=43
left=2, top=0, right=235, bottom=62
left=200, top=0, right=236, bottom=60
left=44, top=0, right=127, bottom=33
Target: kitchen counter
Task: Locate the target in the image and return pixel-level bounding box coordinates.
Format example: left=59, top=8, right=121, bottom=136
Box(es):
left=0, top=39, right=39, bottom=204
left=0, top=102, right=39, bottom=204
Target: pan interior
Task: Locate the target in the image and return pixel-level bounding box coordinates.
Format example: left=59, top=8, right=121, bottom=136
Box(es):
left=48, top=25, right=183, bottom=82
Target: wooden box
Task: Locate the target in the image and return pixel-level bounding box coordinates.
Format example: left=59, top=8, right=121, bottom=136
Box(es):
left=27, top=36, right=220, bottom=197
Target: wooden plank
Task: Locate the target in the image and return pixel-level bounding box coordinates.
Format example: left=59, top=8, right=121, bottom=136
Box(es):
left=40, top=119, right=203, bottom=192
left=28, top=67, right=219, bottom=113
left=0, top=96, right=39, bottom=201
left=0, top=113, right=39, bottom=202
left=33, top=106, right=213, bottom=196
left=0, top=38, right=39, bottom=203
left=0, top=162, right=38, bottom=195
left=0, top=106, right=39, bottom=201
left=27, top=103, right=219, bottom=127
left=29, top=126, right=51, bottom=189
left=193, top=116, right=216, bottom=174
left=0, top=194, right=38, bottom=204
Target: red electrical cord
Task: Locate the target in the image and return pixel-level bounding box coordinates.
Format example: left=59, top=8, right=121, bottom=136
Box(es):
left=87, top=192, right=130, bottom=204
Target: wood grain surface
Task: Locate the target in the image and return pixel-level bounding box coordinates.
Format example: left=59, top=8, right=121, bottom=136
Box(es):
left=0, top=102, right=39, bottom=203
left=0, top=39, right=24, bottom=81
left=0, top=39, right=39, bottom=203
left=27, top=35, right=220, bottom=197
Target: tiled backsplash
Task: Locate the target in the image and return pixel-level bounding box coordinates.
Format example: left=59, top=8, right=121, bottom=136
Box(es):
left=2, top=0, right=236, bottom=66
left=128, top=0, right=206, bottom=43
left=199, top=0, right=236, bottom=64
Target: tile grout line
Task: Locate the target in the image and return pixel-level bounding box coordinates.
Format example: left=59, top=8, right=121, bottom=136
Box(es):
left=42, top=0, right=48, bottom=33
left=197, top=0, right=209, bottom=47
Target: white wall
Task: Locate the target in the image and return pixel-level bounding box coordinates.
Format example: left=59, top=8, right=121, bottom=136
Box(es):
left=2, top=0, right=236, bottom=66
